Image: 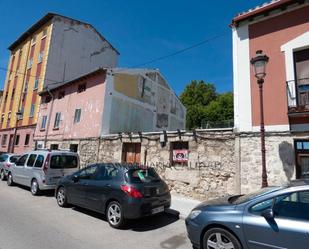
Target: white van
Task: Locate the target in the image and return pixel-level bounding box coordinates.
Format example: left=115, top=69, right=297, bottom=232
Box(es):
left=7, top=150, right=79, bottom=195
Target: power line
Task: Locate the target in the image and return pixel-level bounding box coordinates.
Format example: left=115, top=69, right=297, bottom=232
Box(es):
left=131, top=31, right=229, bottom=68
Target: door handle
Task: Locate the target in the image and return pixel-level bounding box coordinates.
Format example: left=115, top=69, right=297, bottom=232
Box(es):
left=105, top=184, right=111, bottom=187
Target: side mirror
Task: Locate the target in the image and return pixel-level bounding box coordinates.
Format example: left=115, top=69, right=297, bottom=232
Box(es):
left=72, top=175, right=79, bottom=183
left=261, top=209, right=274, bottom=220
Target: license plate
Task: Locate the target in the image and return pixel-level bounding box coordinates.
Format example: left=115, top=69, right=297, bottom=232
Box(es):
left=151, top=206, right=164, bottom=214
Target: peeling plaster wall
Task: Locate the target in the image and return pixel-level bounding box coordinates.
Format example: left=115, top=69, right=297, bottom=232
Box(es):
left=101, top=70, right=186, bottom=135
left=44, top=16, right=118, bottom=86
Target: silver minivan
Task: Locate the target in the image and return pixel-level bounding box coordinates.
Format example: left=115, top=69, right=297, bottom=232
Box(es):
left=7, top=150, right=79, bottom=195
left=0, top=153, right=20, bottom=180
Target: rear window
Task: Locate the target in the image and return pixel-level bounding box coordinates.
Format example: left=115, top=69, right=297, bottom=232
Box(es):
left=9, top=156, right=19, bottom=163
left=126, top=168, right=161, bottom=183
left=50, top=155, right=78, bottom=169
left=0, top=155, right=8, bottom=162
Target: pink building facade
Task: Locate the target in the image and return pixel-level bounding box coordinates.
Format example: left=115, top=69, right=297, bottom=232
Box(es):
left=34, top=69, right=107, bottom=150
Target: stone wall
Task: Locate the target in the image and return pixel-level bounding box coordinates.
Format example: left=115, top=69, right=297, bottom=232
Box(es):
left=42, top=130, right=309, bottom=201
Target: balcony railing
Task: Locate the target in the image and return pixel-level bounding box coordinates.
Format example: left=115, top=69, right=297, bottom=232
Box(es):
left=287, top=78, right=309, bottom=112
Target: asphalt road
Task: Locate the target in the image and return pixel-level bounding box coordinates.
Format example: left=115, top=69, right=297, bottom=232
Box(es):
left=0, top=180, right=192, bottom=249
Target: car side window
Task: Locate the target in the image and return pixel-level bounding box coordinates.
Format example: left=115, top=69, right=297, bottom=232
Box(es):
left=95, top=164, right=120, bottom=181
left=250, top=198, right=274, bottom=214
left=34, top=155, right=44, bottom=168
left=26, top=154, right=37, bottom=167
left=16, top=154, right=28, bottom=166
left=78, top=165, right=97, bottom=180
left=273, top=191, right=309, bottom=221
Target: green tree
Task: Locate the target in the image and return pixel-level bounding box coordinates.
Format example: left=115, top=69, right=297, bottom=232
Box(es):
left=179, top=80, right=233, bottom=129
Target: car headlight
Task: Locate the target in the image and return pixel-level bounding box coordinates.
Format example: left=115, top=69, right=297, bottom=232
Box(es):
left=188, top=210, right=202, bottom=219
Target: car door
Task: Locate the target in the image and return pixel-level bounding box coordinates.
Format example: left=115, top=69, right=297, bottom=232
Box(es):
left=24, top=154, right=37, bottom=187
left=66, top=166, right=93, bottom=207
left=83, top=164, right=117, bottom=212
left=13, top=154, right=28, bottom=185
left=243, top=190, right=309, bottom=249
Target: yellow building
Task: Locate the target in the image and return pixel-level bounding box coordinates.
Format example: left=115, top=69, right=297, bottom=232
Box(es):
left=0, top=13, right=119, bottom=153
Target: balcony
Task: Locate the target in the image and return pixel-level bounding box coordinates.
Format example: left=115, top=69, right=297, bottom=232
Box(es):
left=287, top=78, right=309, bottom=114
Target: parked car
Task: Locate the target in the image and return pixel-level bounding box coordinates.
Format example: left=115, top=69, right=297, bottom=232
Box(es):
left=186, top=180, right=309, bottom=249
left=0, top=153, right=19, bottom=181
left=55, top=163, right=171, bottom=228
left=7, top=150, right=79, bottom=195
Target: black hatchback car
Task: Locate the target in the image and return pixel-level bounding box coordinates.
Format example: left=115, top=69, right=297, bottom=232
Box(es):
left=55, top=163, right=171, bottom=228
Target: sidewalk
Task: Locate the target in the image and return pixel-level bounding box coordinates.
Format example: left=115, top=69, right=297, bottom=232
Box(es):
left=166, top=193, right=201, bottom=219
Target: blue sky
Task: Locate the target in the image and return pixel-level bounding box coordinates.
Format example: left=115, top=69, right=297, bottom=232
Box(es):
left=0, top=0, right=267, bottom=95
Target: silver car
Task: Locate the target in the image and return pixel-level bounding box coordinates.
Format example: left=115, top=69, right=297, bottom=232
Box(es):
left=186, top=180, right=309, bottom=249
left=7, top=150, right=79, bottom=195
left=0, top=153, right=19, bottom=181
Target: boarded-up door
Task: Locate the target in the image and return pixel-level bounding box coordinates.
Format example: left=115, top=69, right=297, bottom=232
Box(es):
left=122, top=143, right=141, bottom=164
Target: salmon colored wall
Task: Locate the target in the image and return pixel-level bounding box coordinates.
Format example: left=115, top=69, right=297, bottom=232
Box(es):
left=249, top=6, right=309, bottom=127
left=34, top=71, right=106, bottom=141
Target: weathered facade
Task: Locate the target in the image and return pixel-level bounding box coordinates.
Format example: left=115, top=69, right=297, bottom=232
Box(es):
left=0, top=13, right=119, bottom=154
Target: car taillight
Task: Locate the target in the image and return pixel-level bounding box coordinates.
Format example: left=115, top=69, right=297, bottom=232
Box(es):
left=121, top=185, right=143, bottom=198
left=43, top=153, right=50, bottom=174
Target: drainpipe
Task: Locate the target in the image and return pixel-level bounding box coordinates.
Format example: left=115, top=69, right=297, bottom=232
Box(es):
left=43, top=87, right=54, bottom=149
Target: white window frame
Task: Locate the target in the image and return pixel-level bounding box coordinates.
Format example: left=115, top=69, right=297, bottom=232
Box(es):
left=74, top=109, right=81, bottom=123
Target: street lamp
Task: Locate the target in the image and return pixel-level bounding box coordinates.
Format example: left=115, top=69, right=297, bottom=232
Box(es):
left=251, top=50, right=269, bottom=188
left=11, top=110, right=23, bottom=153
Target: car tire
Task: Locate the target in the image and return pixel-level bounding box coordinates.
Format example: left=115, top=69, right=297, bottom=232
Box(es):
left=0, top=170, right=6, bottom=181
left=106, top=201, right=125, bottom=229
left=31, top=179, right=41, bottom=196
left=57, top=187, right=68, bottom=207
left=7, top=173, right=14, bottom=186
left=203, top=228, right=242, bottom=249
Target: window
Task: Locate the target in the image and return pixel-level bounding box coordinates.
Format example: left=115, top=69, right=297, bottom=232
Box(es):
left=27, top=58, right=33, bottom=69
left=9, top=156, right=19, bottom=163
left=50, top=144, right=59, bottom=150
left=126, top=168, right=160, bottom=183
left=54, top=112, right=61, bottom=128
left=34, top=155, right=44, bottom=168
left=170, top=141, right=189, bottom=165
left=26, top=154, right=37, bottom=167
left=38, top=52, right=43, bottom=64
left=77, top=83, right=86, bottom=93
left=0, top=154, right=8, bottom=162
left=11, top=88, right=15, bottom=100
left=16, top=154, right=28, bottom=166
left=15, top=134, right=20, bottom=146
left=74, top=109, right=81, bottom=123
left=30, top=104, right=35, bottom=117
left=69, top=144, right=78, bottom=152
left=7, top=112, right=11, bottom=122
left=50, top=155, right=78, bottom=169
left=273, top=191, right=309, bottom=221
left=42, top=28, right=47, bottom=37
left=1, top=114, right=4, bottom=123
left=19, top=107, right=24, bottom=119
left=34, top=78, right=39, bottom=89
left=24, top=81, right=28, bottom=92
left=76, top=165, right=97, bottom=180
left=41, top=115, right=47, bottom=130
left=24, top=134, right=30, bottom=146
left=31, top=35, right=36, bottom=44
left=250, top=199, right=274, bottom=214
left=95, top=164, right=120, bottom=180
left=58, top=91, right=65, bottom=99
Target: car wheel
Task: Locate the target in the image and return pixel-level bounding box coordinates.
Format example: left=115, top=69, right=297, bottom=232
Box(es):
left=31, top=179, right=41, bottom=196
left=106, top=201, right=125, bottom=229
left=7, top=173, right=14, bottom=186
left=203, top=228, right=242, bottom=249
left=57, top=187, right=68, bottom=207
left=0, top=170, right=6, bottom=181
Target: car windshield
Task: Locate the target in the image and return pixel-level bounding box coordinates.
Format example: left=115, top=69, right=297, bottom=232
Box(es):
left=9, top=156, right=19, bottom=163
left=126, top=168, right=161, bottom=183
left=0, top=154, right=9, bottom=162
left=229, top=186, right=282, bottom=204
